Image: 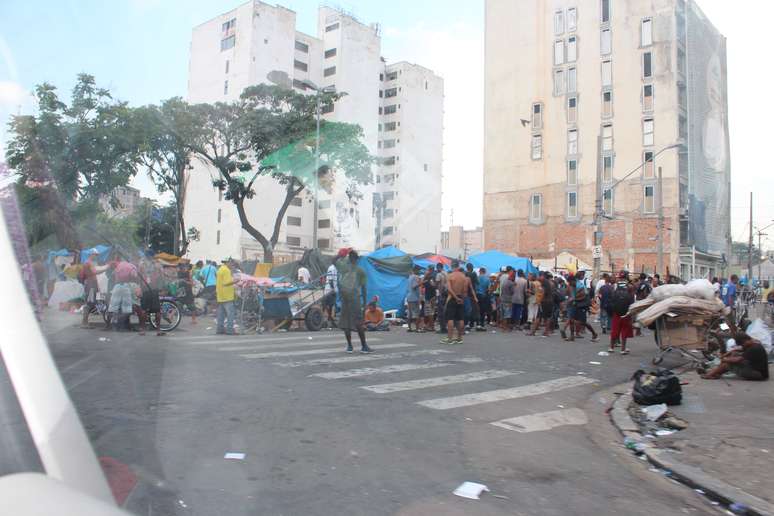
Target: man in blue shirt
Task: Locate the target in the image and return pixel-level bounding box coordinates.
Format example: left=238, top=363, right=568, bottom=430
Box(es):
left=476, top=267, right=491, bottom=329
left=721, top=274, right=738, bottom=308
left=196, top=260, right=218, bottom=314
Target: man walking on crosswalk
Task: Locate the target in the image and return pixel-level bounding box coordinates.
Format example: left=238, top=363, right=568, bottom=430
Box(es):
left=441, top=261, right=477, bottom=344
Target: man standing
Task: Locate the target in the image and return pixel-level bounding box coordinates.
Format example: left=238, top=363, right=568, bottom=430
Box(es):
left=336, top=251, right=371, bottom=353
left=406, top=265, right=422, bottom=332
left=722, top=274, right=738, bottom=309
left=500, top=271, right=515, bottom=330
left=597, top=274, right=614, bottom=334
left=216, top=258, right=237, bottom=335
left=477, top=267, right=491, bottom=329
left=512, top=270, right=528, bottom=331
left=609, top=271, right=635, bottom=354
left=528, top=272, right=554, bottom=336
left=79, top=251, right=109, bottom=328
left=435, top=263, right=448, bottom=334
left=464, top=263, right=480, bottom=329
left=197, top=260, right=218, bottom=315
left=422, top=267, right=437, bottom=332
left=441, top=261, right=477, bottom=344
left=323, top=261, right=338, bottom=328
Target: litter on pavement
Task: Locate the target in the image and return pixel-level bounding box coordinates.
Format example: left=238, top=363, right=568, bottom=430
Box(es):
left=642, top=403, right=668, bottom=421
left=224, top=452, right=246, bottom=460
left=597, top=351, right=610, bottom=356
left=589, top=361, right=602, bottom=365
left=453, top=481, right=489, bottom=500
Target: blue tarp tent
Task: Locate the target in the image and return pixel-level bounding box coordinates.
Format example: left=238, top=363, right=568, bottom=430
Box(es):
left=358, top=246, right=412, bottom=315
left=47, top=248, right=71, bottom=264
left=80, top=245, right=111, bottom=264
left=467, top=250, right=538, bottom=275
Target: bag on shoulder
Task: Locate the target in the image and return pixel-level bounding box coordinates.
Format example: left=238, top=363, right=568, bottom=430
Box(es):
left=631, top=369, right=682, bottom=406
left=610, top=284, right=633, bottom=316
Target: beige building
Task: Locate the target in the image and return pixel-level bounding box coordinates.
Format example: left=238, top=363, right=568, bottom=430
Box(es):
left=441, top=225, right=483, bottom=259
left=484, top=0, right=730, bottom=279
left=100, top=186, right=146, bottom=219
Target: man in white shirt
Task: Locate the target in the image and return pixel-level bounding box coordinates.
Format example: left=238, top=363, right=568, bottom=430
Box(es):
left=323, top=263, right=338, bottom=327
left=297, top=266, right=311, bottom=284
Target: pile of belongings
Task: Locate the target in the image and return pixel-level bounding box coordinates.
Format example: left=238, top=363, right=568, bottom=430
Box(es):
left=628, top=279, right=729, bottom=327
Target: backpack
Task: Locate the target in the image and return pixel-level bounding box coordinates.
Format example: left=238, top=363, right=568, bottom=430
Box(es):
left=632, top=369, right=682, bottom=406
left=636, top=281, right=652, bottom=301
left=610, top=283, right=633, bottom=316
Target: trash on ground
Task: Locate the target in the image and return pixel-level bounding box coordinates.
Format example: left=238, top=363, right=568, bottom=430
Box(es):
left=98, top=337, right=110, bottom=342
left=694, top=489, right=705, bottom=495
left=557, top=404, right=565, bottom=409
left=589, top=361, right=602, bottom=365
left=178, top=500, right=188, bottom=508
left=729, top=502, right=750, bottom=515
left=642, top=403, right=668, bottom=421
left=576, top=372, right=587, bottom=375
left=597, top=351, right=610, bottom=356
left=490, top=494, right=510, bottom=500
left=661, top=415, right=689, bottom=430
left=453, top=481, right=490, bottom=500
left=655, top=429, right=675, bottom=436
left=224, top=452, right=246, bottom=460
left=206, top=327, right=212, bottom=330
left=307, top=336, right=313, bottom=340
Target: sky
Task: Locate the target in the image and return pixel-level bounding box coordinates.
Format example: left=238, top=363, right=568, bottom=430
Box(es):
left=0, top=0, right=771, bottom=248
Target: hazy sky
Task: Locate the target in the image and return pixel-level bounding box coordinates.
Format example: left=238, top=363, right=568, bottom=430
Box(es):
left=0, top=0, right=771, bottom=248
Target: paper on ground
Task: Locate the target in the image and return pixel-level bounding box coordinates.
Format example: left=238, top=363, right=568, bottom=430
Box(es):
left=642, top=403, right=668, bottom=421
left=453, top=481, right=489, bottom=500
left=224, top=452, right=246, bottom=460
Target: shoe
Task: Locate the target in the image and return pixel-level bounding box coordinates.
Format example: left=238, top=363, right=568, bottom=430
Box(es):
left=360, top=346, right=373, bottom=354
left=440, top=337, right=454, bottom=344
left=346, top=345, right=354, bottom=354
left=620, top=349, right=630, bottom=355
left=591, top=336, right=599, bottom=343
left=559, top=329, right=567, bottom=340
left=608, top=346, right=616, bottom=353
left=453, top=338, right=464, bottom=345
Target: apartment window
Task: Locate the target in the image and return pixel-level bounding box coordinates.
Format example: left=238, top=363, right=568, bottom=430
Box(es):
left=679, top=115, right=688, bottom=140
left=603, top=188, right=613, bottom=215
left=385, top=87, right=398, bottom=98
left=424, top=164, right=429, bottom=172
left=644, top=185, right=655, bottom=213
left=217, top=208, right=222, bottom=223
left=318, top=199, right=331, bottom=209
left=325, top=22, right=340, bottom=32
left=223, top=80, right=228, bottom=95
left=554, top=10, right=564, bottom=35
left=601, top=59, right=612, bottom=87
left=386, top=71, right=398, bottom=81
left=287, top=216, right=302, bottom=227
left=567, top=160, right=578, bottom=185
left=567, top=192, right=578, bottom=218
left=220, top=35, right=235, bottom=51
left=602, top=90, right=613, bottom=118
left=600, top=29, right=612, bottom=55
left=567, top=36, right=577, bottom=62
left=294, top=60, right=308, bottom=72
left=318, top=219, right=331, bottom=229
left=602, top=123, right=613, bottom=151
left=643, top=151, right=655, bottom=179
left=643, top=51, right=653, bottom=78
left=532, top=103, right=543, bottom=130
left=568, top=129, right=578, bottom=155
left=317, top=239, right=331, bottom=249
left=383, top=208, right=395, bottom=218
left=531, top=134, right=543, bottom=160
left=384, top=104, right=397, bottom=115
left=603, top=155, right=613, bottom=182
left=382, top=156, right=396, bottom=166
left=384, top=121, right=397, bottom=131
left=216, top=230, right=221, bottom=245
left=324, top=48, right=337, bottom=59
left=678, top=84, right=687, bottom=110
left=641, top=18, right=653, bottom=47
left=554, top=69, right=565, bottom=96
left=554, top=40, right=565, bottom=66
left=382, top=227, right=394, bottom=236
left=567, top=96, right=577, bottom=123
left=225, top=60, right=230, bottom=73
left=643, top=118, right=654, bottom=146
left=222, top=18, right=236, bottom=32
left=530, top=194, right=543, bottom=221
left=218, top=189, right=222, bottom=202
left=567, top=67, right=577, bottom=93
left=601, top=0, right=610, bottom=24
left=295, top=40, right=309, bottom=53
left=324, top=66, right=336, bottom=77
left=567, top=7, right=577, bottom=31
left=383, top=139, right=396, bottom=149
left=290, top=197, right=303, bottom=207
left=379, top=73, right=384, bottom=81
left=287, top=236, right=301, bottom=246
left=677, top=48, right=686, bottom=76
left=643, top=84, right=654, bottom=111
left=321, top=103, right=334, bottom=114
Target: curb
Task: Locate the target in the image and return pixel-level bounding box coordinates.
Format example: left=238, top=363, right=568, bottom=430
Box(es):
left=609, top=388, right=774, bottom=516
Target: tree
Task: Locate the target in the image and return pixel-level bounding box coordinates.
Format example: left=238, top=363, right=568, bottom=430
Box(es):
left=188, top=84, right=373, bottom=263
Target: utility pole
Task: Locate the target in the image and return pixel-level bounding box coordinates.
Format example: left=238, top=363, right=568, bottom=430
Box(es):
left=593, top=134, right=603, bottom=280
left=656, top=166, right=664, bottom=277
left=758, top=230, right=765, bottom=282
left=748, top=192, right=754, bottom=282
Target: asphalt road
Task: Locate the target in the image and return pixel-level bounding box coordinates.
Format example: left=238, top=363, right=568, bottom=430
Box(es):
left=43, top=315, right=724, bottom=516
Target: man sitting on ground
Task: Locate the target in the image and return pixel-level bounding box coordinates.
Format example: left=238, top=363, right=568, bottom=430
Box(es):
left=364, top=297, right=390, bottom=331
left=702, top=332, right=769, bottom=381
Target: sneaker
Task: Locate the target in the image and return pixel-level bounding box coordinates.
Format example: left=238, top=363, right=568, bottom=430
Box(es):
left=620, top=349, right=630, bottom=355
left=360, top=346, right=373, bottom=354
left=346, top=345, right=354, bottom=354
left=591, top=336, right=599, bottom=343
left=608, top=346, right=616, bottom=353
left=439, top=337, right=454, bottom=344
left=453, top=338, right=464, bottom=345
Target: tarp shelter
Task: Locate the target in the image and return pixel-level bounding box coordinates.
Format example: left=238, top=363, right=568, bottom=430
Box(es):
left=80, top=245, right=111, bottom=264
left=467, top=250, right=538, bottom=275
left=412, top=253, right=453, bottom=271
left=358, top=246, right=413, bottom=315
left=47, top=248, right=71, bottom=264
left=269, top=249, right=333, bottom=284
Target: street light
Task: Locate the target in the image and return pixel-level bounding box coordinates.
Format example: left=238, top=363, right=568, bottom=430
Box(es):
left=756, top=219, right=774, bottom=281
left=267, top=70, right=337, bottom=249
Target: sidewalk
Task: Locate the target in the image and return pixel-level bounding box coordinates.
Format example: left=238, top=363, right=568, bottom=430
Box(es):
left=610, top=370, right=774, bottom=515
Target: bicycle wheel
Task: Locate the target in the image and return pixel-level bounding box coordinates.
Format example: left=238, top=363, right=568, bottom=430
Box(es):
left=154, top=301, right=181, bottom=332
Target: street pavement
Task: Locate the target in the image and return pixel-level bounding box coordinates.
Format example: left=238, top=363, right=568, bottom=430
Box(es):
left=42, top=314, right=728, bottom=515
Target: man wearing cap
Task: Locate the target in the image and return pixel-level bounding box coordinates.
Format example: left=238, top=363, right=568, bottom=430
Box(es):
left=216, top=258, right=237, bottom=335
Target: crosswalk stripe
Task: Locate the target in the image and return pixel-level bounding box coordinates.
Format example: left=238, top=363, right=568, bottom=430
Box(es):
left=274, top=349, right=454, bottom=368
left=167, top=333, right=339, bottom=343
left=491, top=408, right=588, bottom=433
left=361, top=369, right=523, bottom=394
left=310, top=357, right=484, bottom=379
left=416, top=376, right=597, bottom=410
left=240, top=343, right=414, bottom=359
left=218, top=338, right=383, bottom=352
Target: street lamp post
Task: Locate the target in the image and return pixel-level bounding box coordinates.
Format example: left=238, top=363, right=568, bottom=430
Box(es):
left=756, top=220, right=774, bottom=282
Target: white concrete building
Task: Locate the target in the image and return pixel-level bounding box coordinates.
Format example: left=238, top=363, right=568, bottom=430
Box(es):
left=184, top=2, right=443, bottom=262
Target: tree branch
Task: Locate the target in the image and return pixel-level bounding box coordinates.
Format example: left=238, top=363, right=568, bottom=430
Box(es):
left=270, top=178, right=305, bottom=246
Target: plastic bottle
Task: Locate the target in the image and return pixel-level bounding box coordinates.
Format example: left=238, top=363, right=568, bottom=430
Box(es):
left=729, top=502, right=749, bottom=515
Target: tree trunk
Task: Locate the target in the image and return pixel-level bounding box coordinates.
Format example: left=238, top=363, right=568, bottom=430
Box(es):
left=235, top=198, right=273, bottom=263
left=178, top=214, right=189, bottom=256
left=39, top=186, right=81, bottom=250
left=270, top=180, right=305, bottom=250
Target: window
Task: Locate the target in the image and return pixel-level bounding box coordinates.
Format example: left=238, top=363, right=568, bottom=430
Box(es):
left=643, top=151, right=655, bottom=179
left=554, top=69, right=565, bottom=95
left=643, top=51, right=652, bottom=78
left=567, top=7, right=577, bottom=31
left=603, top=155, right=613, bottom=182
left=385, top=87, right=398, bottom=98
left=602, top=123, right=613, bottom=151
left=603, top=188, right=613, bottom=215
left=287, top=216, right=302, bottom=227
left=293, top=79, right=306, bottom=90
left=554, top=40, right=565, bottom=65
left=325, top=22, right=340, bottom=32
left=567, top=160, right=578, bottom=185
left=217, top=208, right=222, bottom=223
left=216, top=230, right=221, bottom=245
left=382, top=156, right=396, bottom=166
left=644, top=185, right=655, bottom=213
left=602, top=90, right=613, bottom=118
left=568, top=129, right=578, bottom=155
left=531, top=134, right=543, bottom=160
left=324, top=66, right=336, bottom=77
left=225, top=60, right=230, bottom=73
left=223, top=80, right=228, bottom=95
left=383, top=208, right=394, bottom=218
left=220, top=35, right=235, bottom=51
left=643, top=84, right=654, bottom=111
left=567, top=192, right=578, bottom=218
left=321, top=103, right=334, bottom=114
left=643, top=118, right=654, bottom=146
left=530, top=194, right=543, bottom=221
left=318, top=199, right=331, bottom=209
left=287, top=236, right=301, bottom=246
left=383, top=139, right=396, bottom=149
left=677, top=48, right=686, bottom=76
left=218, top=189, right=222, bottom=202
left=532, top=103, right=542, bottom=129
left=222, top=18, right=236, bottom=32
left=386, top=71, right=398, bottom=81
left=317, top=239, right=331, bottom=249
left=382, top=226, right=394, bottom=236
left=601, top=59, right=612, bottom=87
left=384, top=121, right=397, bottom=131
left=554, top=10, right=564, bottom=35
left=325, top=48, right=337, bottom=59
left=600, top=29, right=611, bottom=55
left=641, top=18, right=653, bottom=47
left=679, top=115, right=687, bottom=140
left=678, top=84, right=687, bottom=110
left=567, top=36, right=577, bottom=62
left=290, top=197, right=303, bottom=207
left=318, top=219, right=331, bottom=229
left=424, top=164, right=429, bottom=172
left=295, top=40, right=309, bottom=53
left=567, top=96, right=577, bottom=123
left=567, top=67, right=577, bottom=93
left=384, top=104, right=397, bottom=115
left=294, top=59, right=308, bottom=72
left=601, top=0, right=610, bottom=23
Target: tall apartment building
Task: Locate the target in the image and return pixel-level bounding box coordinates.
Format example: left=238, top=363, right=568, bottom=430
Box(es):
left=184, top=2, right=443, bottom=262
left=484, top=0, right=730, bottom=279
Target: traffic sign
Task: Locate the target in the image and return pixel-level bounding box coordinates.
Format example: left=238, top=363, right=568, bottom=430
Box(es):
left=591, top=245, right=603, bottom=259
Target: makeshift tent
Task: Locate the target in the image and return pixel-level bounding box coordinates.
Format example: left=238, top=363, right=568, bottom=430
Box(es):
left=80, top=245, right=111, bottom=264
left=47, top=248, right=71, bottom=264
left=467, top=250, right=538, bottom=275
left=358, top=246, right=413, bottom=315
left=269, top=249, right=334, bottom=283
left=412, top=253, right=453, bottom=271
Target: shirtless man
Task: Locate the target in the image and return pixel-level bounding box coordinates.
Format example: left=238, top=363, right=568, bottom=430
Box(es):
left=441, top=261, right=477, bottom=344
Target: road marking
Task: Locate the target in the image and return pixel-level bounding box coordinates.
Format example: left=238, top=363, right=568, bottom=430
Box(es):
left=60, top=354, right=96, bottom=373
left=361, top=369, right=523, bottom=394
left=240, top=343, right=414, bottom=359
left=416, top=376, right=597, bottom=410
left=310, top=357, right=484, bottom=379
left=491, top=408, right=588, bottom=433
left=275, top=349, right=454, bottom=368
left=217, top=338, right=382, bottom=352
left=66, top=368, right=103, bottom=390
left=167, top=333, right=341, bottom=343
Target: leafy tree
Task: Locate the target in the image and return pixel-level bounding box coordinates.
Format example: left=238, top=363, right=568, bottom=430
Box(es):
left=188, top=84, right=373, bottom=262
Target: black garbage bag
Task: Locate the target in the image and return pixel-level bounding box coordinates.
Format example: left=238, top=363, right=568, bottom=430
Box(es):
left=631, top=369, right=682, bottom=406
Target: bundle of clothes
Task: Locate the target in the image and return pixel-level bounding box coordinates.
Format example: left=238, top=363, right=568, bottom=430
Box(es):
left=627, top=279, right=729, bottom=327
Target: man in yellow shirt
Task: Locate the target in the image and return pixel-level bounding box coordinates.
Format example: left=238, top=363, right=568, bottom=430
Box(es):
left=216, top=258, right=237, bottom=335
